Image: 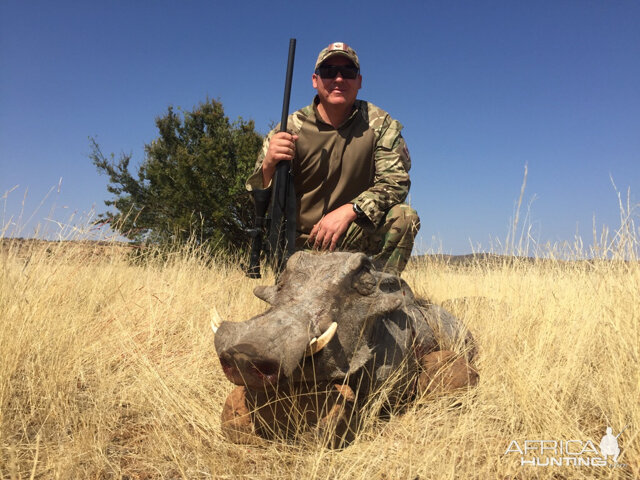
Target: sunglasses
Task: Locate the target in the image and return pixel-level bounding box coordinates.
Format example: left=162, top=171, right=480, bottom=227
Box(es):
left=315, top=64, right=360, bottom=80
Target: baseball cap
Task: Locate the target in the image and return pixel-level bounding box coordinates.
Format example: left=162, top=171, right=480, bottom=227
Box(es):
left=315, top=42, right=360, bottom=70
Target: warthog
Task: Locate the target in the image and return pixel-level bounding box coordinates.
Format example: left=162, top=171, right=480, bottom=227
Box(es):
left=213, top=251, right=478, bottom=446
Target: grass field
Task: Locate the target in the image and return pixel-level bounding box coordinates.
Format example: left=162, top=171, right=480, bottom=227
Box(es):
left=1, top=232, right=638, bottom=479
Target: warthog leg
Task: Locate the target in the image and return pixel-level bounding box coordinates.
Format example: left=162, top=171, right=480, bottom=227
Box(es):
left=302, top=383, right=357, bottom=448
left=221, top=386, right=265, bottom=445
left=220, top=383, right=357, bottom=447
left=417, top=350, right=479, bottom=396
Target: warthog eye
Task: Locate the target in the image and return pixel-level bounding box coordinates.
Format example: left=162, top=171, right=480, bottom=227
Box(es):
left=352, top=268, right=376, bottom=295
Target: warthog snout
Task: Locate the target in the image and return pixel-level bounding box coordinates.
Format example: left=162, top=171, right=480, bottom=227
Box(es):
left=218, top=343, right=282, bottom=389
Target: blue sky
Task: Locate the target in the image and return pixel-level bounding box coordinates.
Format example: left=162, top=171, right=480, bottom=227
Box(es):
left=1, top=1, right=638, bottom=254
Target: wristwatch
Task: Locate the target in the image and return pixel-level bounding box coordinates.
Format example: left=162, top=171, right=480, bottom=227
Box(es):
left=352, top=203, right=365, bottom=219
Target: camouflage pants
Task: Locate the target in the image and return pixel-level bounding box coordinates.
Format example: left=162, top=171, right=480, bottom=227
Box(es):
left=339, top=203, right=420, bottom=275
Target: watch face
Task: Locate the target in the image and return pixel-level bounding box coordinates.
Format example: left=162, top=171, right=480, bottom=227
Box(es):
left=353, top=203, right=364, bottom=218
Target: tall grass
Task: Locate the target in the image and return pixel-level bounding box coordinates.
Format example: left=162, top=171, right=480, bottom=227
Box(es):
left=1, top=200, right=638, bottom=478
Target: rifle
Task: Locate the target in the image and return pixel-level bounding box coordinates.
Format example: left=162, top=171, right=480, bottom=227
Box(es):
left=247, top=38, right=297, bottom=278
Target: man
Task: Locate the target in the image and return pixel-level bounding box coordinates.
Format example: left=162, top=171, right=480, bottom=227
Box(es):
left=247, top=42, right=419, bottom=274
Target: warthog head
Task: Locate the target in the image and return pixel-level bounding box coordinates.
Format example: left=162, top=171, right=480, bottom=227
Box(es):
left=214, top=251, right=414, bottom=391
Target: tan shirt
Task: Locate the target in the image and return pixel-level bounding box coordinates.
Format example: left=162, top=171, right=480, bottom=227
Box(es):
left=247, top=98, right=411, bottom=240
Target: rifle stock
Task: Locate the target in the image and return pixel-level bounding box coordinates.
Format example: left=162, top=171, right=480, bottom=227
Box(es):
left=246, top=188, right=270, bottom=278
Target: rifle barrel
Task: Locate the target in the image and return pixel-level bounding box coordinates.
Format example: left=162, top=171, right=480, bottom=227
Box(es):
left=268, top=38, right=297, bottom=273
left=247, top=39, right=296, bottom=278
left=280, top=38, right=296, bottom=133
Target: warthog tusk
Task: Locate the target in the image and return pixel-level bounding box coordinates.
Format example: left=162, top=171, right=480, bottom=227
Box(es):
left=305, top=322, right=338, bottom=357
left=210, top=307, right=223, bottom=334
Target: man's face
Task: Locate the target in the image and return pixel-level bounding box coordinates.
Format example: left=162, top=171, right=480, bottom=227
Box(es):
left=312, top=56, right=362, bottom=109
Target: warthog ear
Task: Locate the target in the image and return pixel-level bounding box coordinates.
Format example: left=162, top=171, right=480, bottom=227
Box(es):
left=378, top=274, right=415, bottom=300
left=253, top=285, right=278, bottom=305
left=346, top=254, right=377, bottom=296
left=372, top=273, right=413, bottom=315
left=342, top=252, right=371, bottom=276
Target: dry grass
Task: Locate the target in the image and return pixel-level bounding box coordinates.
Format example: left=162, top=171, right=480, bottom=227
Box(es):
left=1, top=233, right=638, bottom=479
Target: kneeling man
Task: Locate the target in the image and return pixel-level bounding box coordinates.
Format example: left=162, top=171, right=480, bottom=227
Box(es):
left=247, top=42, right=419, bottom=274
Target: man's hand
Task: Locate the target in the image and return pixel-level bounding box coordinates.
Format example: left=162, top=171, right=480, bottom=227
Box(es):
left=262, top=132, right=298, bottom=187
left=309, top=204, right=357, bottom=251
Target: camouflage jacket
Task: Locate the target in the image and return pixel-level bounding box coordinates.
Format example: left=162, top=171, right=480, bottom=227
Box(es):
left=246, top=97, right=411, bottom=235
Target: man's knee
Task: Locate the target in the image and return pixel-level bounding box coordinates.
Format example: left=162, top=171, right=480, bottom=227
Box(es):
left=386, top=204, right=420, bottom=236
